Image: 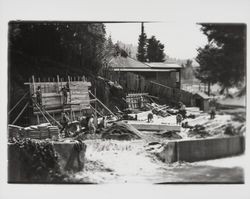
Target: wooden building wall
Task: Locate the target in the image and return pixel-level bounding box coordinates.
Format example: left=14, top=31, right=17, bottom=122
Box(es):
left=155, top=71, right=178, bottom=88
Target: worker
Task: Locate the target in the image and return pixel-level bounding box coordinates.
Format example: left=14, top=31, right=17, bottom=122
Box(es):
left=210, top=106, right=216, bottom=119
left=66, top=81, right=70, bottom=92
left=60, top=112, right=70, bottom=137
left=88, top=114, right=96, bottom=134
left=138, top=96, right=143, bottom=109
left=60, top=86, right=68, bottom=104
left=98, top=116, right=106, bottom=129
left=36, top=86, right=42, bottom=106
left=176, top=114, right=182, bottom=125
left=209, top=98, right=216, bottom=119
left=179, top=102, right=187, bottom=119
left=147, top=112, right=153, bottom=123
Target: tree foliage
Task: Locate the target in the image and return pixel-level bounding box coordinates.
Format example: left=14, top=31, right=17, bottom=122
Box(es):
left=136, top=31, right=147, bottom=62
left=195, top=24, right=246, bottom=92
left=181, top=59, right=195, bottom=81
left=9, top=22, right=107, bottom=79
left=146, top=36, right=165, bottom=62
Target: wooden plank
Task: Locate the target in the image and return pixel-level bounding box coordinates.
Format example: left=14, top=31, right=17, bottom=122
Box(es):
left=70, top=91, right=89, bottom=95
left=70, top=96, right=90, bottom=100
left=24, top=81, right=91, bottom=87
left=128, top=121, right=181, bottom=131
left=41, top=93, right=61, bottom=97
left=33, top=106, right=91, bottom=115
left=32, top=75, right=36, bottom=94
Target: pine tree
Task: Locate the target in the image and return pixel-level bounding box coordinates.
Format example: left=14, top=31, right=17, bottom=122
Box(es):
left=136, top=23, right=147, bottom=62
left=146, top=36, right=165, bottom=62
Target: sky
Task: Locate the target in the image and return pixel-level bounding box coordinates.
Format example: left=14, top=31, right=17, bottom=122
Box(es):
left=105, top=22, right=208, bottom=60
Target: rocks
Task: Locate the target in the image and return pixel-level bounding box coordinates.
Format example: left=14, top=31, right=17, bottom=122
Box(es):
left=188, top=125, right=211, bottom=138
left=224, top=125, right=237, bottom=136
left=156, top=130, right=182, bottom=140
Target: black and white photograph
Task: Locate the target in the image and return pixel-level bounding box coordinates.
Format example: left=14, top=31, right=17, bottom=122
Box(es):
left=1, top=0, right=250, bottom=198
left=7, top=21, right=246, bottom=184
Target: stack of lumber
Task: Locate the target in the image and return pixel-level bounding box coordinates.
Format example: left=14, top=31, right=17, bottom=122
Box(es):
left=48, top=126, right=60, bottom=139
left=38, top=123, right=50, bottom=139
left=24, top=125, right=40, bottom=139
left=25, top=123, right=59, bottom=139
left=141, top=103, right=171, bottom=117
left=8, top=123, right=59, bottom=140
left=8, top=124, right=23, bottom=138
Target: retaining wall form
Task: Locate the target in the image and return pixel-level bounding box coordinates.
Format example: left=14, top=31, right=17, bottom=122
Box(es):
left=159, top=136, right=245, bottom=163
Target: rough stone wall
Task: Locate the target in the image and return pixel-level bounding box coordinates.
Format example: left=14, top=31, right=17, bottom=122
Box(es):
left=8, top=141, right=86, bottom=183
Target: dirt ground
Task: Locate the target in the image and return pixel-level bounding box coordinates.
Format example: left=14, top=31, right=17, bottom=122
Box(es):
left=68, top=140, right=244, bottom=184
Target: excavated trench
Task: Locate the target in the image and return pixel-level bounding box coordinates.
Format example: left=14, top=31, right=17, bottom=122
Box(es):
left=69, top=137, right=244, bottom=183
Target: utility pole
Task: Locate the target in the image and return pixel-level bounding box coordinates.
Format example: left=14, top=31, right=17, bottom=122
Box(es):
left=141, top=22, right=144, bottom=35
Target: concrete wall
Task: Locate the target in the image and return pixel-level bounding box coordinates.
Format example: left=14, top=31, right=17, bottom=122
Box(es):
left=8, top=141, right=86, bottom=183
left=159, top=136, right=245, bottom=163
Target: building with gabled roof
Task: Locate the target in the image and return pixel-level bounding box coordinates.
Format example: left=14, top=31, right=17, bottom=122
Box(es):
left=100, top=55, right=182, bottom=93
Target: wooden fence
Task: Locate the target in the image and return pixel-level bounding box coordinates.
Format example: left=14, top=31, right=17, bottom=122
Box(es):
left=146, top=81, right=194, bottom=106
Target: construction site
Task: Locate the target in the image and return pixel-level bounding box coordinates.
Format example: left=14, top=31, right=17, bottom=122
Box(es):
left=7, top=22, right=246, bottom=184
left=8, top=74, right=246, bottom=183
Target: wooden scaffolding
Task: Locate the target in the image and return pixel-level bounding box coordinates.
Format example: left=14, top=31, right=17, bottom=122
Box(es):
left=24, top=75, right=92, bottom=125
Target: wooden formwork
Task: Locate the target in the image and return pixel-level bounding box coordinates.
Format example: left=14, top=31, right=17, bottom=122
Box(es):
left=126, top=93, right=150, bottom=109
left=25, top=75, right=92, bottom=124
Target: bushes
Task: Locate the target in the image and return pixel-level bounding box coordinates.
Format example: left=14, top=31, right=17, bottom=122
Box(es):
left=10, top=138, right=68, bottom=182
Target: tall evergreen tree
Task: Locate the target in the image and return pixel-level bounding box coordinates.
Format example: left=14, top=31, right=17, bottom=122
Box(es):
left=146, top=36, right=165, bottom=62
left=136, top=23, right=147, bottom=62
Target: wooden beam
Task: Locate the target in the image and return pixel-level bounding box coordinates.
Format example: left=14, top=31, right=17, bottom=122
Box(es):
left=89, top=91, right=117, bottom=118
left=90, top=105, right=104, bottom=117
left=37, top=114, right=40, bottom=124
left=12, top=102, right=29, bottom=125
left=32, top=75, right=36, bottom=94
left=33, top=106, right=90, bottom=115
left=35, top=104, right=51, bottom=124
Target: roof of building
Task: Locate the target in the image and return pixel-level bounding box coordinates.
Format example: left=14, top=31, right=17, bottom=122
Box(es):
left=109, top=56, right=150, bottom=69
left=109, top=56, right=181, bottom=72
left=146, top=62, right=182, bottom=69
left=194, top=92, right=210, bottom=99
left=113, top=68, right=176, bottom=72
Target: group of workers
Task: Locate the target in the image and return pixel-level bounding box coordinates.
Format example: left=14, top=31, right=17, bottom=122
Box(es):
left=59, top=112, right=106, bottom=137
left=147, top=101, right=217, bottom=126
